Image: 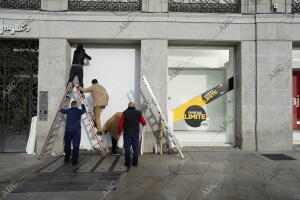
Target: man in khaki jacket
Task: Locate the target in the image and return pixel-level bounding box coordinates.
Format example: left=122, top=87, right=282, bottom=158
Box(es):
left=75, top=79, right=109, bottom=134
left=103, top=112, right=122, bottom=154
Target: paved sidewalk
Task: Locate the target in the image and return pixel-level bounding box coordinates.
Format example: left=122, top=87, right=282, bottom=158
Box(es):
left=105, top=151, right=300, bottom=200
left=1, top=151, right=300, bottom=200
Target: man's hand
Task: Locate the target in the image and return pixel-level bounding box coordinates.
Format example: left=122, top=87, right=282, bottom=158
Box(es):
left=80, top=98, right=85, bottom=104
left=74, top=83, right=80, bottom=88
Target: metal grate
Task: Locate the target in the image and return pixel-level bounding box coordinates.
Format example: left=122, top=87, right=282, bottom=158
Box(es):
left=0, top=0, right=40, bottom=10
left=169, top=0, right=241, bottom=13
left=292, top=0, right=300, bottom=13
left=68, top=0, right=141, bottom=12
left=0, top=40, right=39, bottom=152
left=13, top=172, right=122, bottom=192
left=261, top=154, right=296, bottom=161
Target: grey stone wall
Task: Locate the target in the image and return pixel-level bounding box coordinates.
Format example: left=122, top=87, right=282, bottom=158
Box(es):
left=140, top=40, right=168, bottom=152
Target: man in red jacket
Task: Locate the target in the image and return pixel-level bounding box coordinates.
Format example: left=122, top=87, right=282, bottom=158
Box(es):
left=118, top=102, right=146, bottom=171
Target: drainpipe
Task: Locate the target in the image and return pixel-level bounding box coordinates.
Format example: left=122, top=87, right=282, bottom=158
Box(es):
left=254, top=0, right=258, bottom=151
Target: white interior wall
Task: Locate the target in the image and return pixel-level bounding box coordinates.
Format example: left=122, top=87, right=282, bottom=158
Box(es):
left=70, top=45, right=140, bottom=150
left=167, top=47, right=234, bottom=146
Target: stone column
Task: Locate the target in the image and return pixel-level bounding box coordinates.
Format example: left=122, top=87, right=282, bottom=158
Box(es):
left=142, top=0, right=168, bottom=12
left=41, top=0, right=68, bottom=11
left=256, top=14, right=293, bottom=151
left=242, top=0, right=292, bottom=14
left=140, top=40, right=168, bottom=152
left=36, top=39, right=71, bottom=154
left=236, top=41, right=257, bottom=151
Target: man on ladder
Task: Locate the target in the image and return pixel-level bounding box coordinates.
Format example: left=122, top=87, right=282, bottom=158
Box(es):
left=60, top=100, right=86, bottom=165
left=67, top=44, right=92, bottom=97
left=75, top=79, right=109, bottom=135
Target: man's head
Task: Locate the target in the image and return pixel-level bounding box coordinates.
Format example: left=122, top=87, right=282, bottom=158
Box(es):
left=92, top=79, right=98, bottom=84
left=77, top=44, right=83, bottom=50
left=128, top=102, right=135, bottom=108
left=71, top=101, right=78, bottom=108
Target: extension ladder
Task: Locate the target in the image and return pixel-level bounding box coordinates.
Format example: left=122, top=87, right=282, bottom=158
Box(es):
left=37, top=83, right=107, bottom=160
left=142, top=75, right=184, bottom=159
left=74, top=87, right=108, bottom=155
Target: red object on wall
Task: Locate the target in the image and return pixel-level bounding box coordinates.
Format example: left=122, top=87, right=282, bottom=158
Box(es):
left=292, top=71, right=300, bottom=130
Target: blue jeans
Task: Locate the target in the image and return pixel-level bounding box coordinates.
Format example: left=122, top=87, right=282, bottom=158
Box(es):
left=64, top=130, right=81, bottom=163
left=123, top=134, right=139, bottom=167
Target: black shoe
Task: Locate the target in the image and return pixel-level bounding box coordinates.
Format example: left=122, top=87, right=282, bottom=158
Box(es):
left=71, top=160, right=78, bottom=165
left=126, top=167, right=130, bottom=172
left=112, top=150, right=120, bottom=155
left=64, top=159, right=70, bottom=164
left=96, top=131, right=103, bottom=135
left=132, top=163, right=138, bottom=167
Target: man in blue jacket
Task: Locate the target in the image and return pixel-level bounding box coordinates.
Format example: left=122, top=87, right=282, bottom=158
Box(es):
left=60, top=100, right=86, bottom=165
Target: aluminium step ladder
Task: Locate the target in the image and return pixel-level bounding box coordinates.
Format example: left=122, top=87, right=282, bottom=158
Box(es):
left=74, top=86, right=108, bottom=155
left=142, top=75, right=184, bottom=159
left=37, top=83, right=107, bottom=160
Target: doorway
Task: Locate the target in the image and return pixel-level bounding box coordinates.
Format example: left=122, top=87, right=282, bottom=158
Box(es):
left=0, top=40, right=39, bottom=152
left=70, top=45, right=141, bottom=149
left=167, top=46, right=235, bottom=146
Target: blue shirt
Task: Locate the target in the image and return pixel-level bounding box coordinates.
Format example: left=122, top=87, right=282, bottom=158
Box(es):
left=60, top=104, right=86, bottom=131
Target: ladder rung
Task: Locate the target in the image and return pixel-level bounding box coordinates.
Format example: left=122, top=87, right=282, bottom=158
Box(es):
left=52, top=127, right=60, bottom=131
left=47, top=140, right=54, bottom=145
left=44, top=146, right=51, bottom=152
left=150, top=122, right=157, bottom=127
left=49, top=134, right=56, bottom=138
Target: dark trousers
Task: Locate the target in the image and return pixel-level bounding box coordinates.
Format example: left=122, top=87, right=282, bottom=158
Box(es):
left=123, top=134, right=139, bottom=167
left=64, top=130, right=81, bottom=163
left=67, top=66, right=84, bottom=87
left=111, top=136, right=118, bottom=152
